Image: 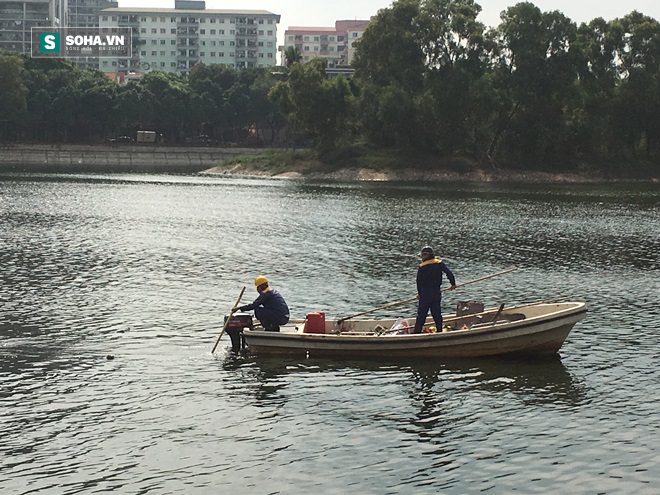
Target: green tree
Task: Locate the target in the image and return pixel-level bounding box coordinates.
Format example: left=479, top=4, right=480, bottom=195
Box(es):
left=0, top=53, right=28, bottom=139
left=487, top=2, right=580, bottom=166
left=138, top=71, right=193, bottom=143
left=269, top=59, right=355, bottom=149
left=609, top=12, right=660, bottom=161
left=283, top=46, right=302, bottom=67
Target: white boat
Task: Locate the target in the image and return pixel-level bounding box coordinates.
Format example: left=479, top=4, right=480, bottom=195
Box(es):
left=241, top=301, right=587, bottom=359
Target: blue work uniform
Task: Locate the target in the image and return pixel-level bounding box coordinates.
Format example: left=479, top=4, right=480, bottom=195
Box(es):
left=239, top=288, right=290, bottom=331
left=415, top=258, right=456, bottom=332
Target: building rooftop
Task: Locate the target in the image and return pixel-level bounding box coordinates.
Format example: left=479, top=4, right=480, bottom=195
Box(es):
left=286, top=27, right=337, bottom=32
left=101, top=7, right=278, bottom=16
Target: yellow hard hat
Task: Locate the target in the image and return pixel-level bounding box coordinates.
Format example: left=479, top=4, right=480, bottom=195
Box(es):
left=254, top=275, right=268, bottom=287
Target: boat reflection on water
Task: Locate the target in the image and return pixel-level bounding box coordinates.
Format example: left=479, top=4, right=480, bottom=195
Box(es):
left=407, top=354, right=587, bottom=406
left=220, top=352, right=587, bottom=409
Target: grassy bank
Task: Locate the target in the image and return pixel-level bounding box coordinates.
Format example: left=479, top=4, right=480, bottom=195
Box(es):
left=203, top=147, right=659, bottom=182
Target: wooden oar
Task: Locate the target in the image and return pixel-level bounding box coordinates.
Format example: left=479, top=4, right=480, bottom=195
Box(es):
left=337, top=267, right=518, bottom=323
left=211, top=286, right=246, bottom=354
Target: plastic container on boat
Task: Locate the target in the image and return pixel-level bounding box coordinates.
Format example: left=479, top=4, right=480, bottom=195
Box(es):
left=305, top=312, right=326, bottom=333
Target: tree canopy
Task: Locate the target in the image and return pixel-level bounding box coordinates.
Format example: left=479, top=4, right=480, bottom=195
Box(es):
left=0, top=1, right=658, bottom=174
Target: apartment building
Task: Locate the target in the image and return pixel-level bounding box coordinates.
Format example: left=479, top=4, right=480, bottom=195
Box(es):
left=280, top=19, right=370, bottom=67
left=69, top=0, right=118, bottom=69
left=0, top=0, right=67, bottom=54
left=99, top=0, right=280, bottom=76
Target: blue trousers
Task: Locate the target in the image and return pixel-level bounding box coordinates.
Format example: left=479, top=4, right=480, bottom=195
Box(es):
left=255, top=307, right=289, bottom=331
left=415, top=294, right=443, bottom=332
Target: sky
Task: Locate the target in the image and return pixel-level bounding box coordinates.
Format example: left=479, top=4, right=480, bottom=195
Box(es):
left=117, top=0, right=660, bottom=54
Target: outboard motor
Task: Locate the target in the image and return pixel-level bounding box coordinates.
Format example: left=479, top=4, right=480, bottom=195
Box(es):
left=224, top=313, right=253, bottom=352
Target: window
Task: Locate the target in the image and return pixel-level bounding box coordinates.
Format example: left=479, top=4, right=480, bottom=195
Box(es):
left=151, top=28, right=156, bottom=33
left=160, top=40, right=165, bottom=44
left=219, top=52, right=224, bottom=56
left=268, top=19, right=272, bottom=24
left=219, top=41, right=224, bottom=46
left=219, top=30, right=224, bottom=34
left=211, top=40, right=216, bottom=46
left=259, top=19, right=263, bottom=24
left=229, top=41, right=234, bottom=46
left=267, top=30, right=273, bottom=36
left=171, top=40, right=176, bottom=45
left=151, top=50, right=157, bottom=55
left=171, top=62, right=176, bottom=67
left=151, top=17, right=156, bottom=22
left=171, top=50, right=175, bottom=56
left=267, top=42, right=273, bottom=47
left=210, top=52, right=215, bottom=56
left=200, top=18, right=205, bottom=23
left=304, top=36, right=309, bottom=41
left=200, top=29, right=205, bottom=34
left=230, top=30, right=235, bottom=34
left=160, top=50, right=165, bottom=55
left=140, top=28, right=146, bottom=33
left=304, top=46, right=309, bottom=51
left=200, top=52, right=205, bottom=56
left=102, top=15, right=107, bottom=21
left=267, top=53, right=272, bottom=58
left=141, top=51, right=146, bottom=55
left=210, top=18, right=216, bottom=24
left=210, top=29, right=215, bottom=34
left=258, top=53, right=263, bottom=58
left=151, top=40, right=157, bottom=45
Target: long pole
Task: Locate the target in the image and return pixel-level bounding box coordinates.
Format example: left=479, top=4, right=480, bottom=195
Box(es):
left=337, top=267, right=517, bottom=323
left=211, top=286, right=246, bottom=354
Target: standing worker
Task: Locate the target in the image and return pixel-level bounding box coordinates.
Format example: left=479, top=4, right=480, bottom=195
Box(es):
left=415, top=246, right=457, bottom=333
left=234, top=275, right=290, bottom=332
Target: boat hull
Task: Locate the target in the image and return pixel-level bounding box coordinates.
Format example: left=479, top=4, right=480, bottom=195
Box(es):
left=243, top=302, right=587, bottom=359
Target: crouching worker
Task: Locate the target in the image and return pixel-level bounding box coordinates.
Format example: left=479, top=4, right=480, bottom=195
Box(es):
left=233, top=275, right=290, bottom=332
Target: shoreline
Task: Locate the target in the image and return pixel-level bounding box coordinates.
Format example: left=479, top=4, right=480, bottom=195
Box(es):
left=0, top=144, right=656, bottom=182
left=202, top=161, right=659, bottom=183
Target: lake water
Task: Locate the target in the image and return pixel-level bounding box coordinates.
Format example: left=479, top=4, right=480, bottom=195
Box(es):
left=1, top=173, right=659, bottom=494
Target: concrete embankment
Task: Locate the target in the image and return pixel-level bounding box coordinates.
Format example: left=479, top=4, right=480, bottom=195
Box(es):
left=0, top=144, right=270, bottom=173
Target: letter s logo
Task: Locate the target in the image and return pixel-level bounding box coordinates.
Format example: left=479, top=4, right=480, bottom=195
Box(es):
left=39, top=32, right=60, bottom=52
left=44, top=35, right=56, bottom=50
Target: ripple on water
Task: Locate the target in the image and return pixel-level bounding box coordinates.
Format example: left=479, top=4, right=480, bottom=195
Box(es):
left=0, top=176, right=658, bottom=494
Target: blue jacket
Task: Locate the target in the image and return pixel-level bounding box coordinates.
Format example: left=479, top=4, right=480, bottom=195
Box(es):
left=239, top=288, right=290, bottom=319
left=417, top=258, right=455, bottom=299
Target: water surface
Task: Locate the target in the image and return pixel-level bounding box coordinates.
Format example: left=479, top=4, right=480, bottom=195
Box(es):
left=1, top=174, right=658, bottom=494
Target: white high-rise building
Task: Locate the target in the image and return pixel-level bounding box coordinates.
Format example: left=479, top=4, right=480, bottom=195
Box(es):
left=99, top=1, right=280, bottom=77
